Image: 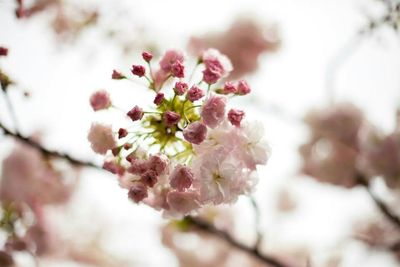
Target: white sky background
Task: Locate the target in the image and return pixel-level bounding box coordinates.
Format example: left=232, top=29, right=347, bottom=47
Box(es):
left=1, top=0, right=400, bottom=266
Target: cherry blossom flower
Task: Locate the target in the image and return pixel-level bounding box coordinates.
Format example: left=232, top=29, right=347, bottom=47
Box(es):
left=170, top=164, right=194, bottom=191
left=87, top=122, right=116, bottom=155
left=166, top=191, right=200, bottom=216
left=202, top=49, right=232, bottom=84
left=90, top=49, right=269, bottom=216
left=228, top=109, right=245, bottom=127
left=89, top=90, right=111, bottom=111
left=201, top=94, right=226, bottom=128
left=183, top=121, right=207, bottom=144
left=187, top=85, right=204, bottom=102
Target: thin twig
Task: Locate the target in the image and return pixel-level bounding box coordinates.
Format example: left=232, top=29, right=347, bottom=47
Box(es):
left=0, top=121, right=100, bottom=169
left=1, top=89, right=20, bottom=131
left=186, top=216, right=294, bottom=267
left=357, top=176, right=400, bottom=230
left=250, top=196, right=263, bottom=251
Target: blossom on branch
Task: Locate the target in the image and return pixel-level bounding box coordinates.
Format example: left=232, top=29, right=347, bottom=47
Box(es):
left=89, top=49, right=270, bottom=217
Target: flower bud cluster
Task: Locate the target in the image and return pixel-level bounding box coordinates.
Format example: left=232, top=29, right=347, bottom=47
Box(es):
left=88, top=49, right=270, bottom=217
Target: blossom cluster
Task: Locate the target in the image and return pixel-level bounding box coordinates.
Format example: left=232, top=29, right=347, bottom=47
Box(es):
left=88, top=49, right=269, bottom=217
left=300, top=103, right=400, bottom=189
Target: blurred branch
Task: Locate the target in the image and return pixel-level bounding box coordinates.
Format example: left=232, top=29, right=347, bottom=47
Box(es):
left=250, top=196, right=263, bottom=251
left=357, top=176, right=400, bottom=230
left=1, top=87, right=21, bottom=132
left=186, top=216, right=295, bottom=267
left=0, top=121, right=100, bottom=169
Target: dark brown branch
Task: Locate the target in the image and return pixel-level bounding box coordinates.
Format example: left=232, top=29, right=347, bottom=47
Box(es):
left=357, top=176, right=400, bottom=230
left=0, top=121, right=101, bottom=169
left=186, top=216, right=295, bottom=267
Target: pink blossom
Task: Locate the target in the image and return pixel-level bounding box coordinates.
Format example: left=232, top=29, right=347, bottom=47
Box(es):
left=183, top=121, right=207, bottom=144
left=189, top=18, right=280, bottom=79
left=128, top=159, right=148, bottom=174
left=236, top=80, right=251, bottom=95
left=201, top=94, right=226, bottom=128
left=166, top=191, right=200, bottom=215
left=223, top=81, right=237, bottom=94
left=187, top=85, right=204, bottom=102
left=154, top=92, right=164, bottom=105
left=87, top=123, right=116, bottom=155
left=192, top=146, right=251, bottom=204
left=1, top=143, right=75, bottom=207
left=112, top=69, right=125, bottom=80
left=170, top=164, right=193, bottom=191
left=171, top=61, right=185, bottom=78
left=128, top=182, right=148, bottom=203
left=159, top=50, right=184, bottom=73
left=103, top=160, right=125, bottom=176
left=127, top=105, right=144, bottom=121
left=228, top=109, right=245, bottom=127
left=201, top=49, right=232, bottom=84
left=131, top=65, right=146, bottom=77
left=89, top=90, right=111, bottom=111
left=140, top=169, right=158, bottom=187
left=148, top=154, right=169, bottom=176
left=174, top=81, right=188, bottom=95
left=142, top=51, right=153, bottom=62
left=164, top=111, right=181, bottom=127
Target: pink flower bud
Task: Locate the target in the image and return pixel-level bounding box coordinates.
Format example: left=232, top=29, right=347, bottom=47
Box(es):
left=201, top=49, right=233, bottom=84
left=174, top=81, right=188, bottom=95
left=127, top=106, right=144, bottom=121
left=187, top=85, right=204, bottom=102
left=0, top=47, right=8, bottom=57
left=140, top=169, right=158, bottom=187
left=103, top=161, right=125, bottom=176
left=148, top=154, right=168, bottom=175
left=90, top=90, right=111, bottom=111
left=228, top=109, right=245, bottom=127
left=118, top=128, right=128, bottom=138
left=87, top=123, right=116, bottom=155
left=183, top=121, right=207, bottom=144
left=128, top=159, right=148, bottom=174
left=128, top=182, right=148, bottom=203
left=112, top=70, right=125, bottom=80
left=201, top=94, right=226, bottom=128
left=142, top=51, right=153, bottom=62
left=163, top=111, right=181, bottom=127
left=203, top=65, right=223, bottom=84
left=170, top=164, right=193, bottom=191
left=171, top=61, right=185, bottom=78
left=223, top=81, right=237, bottom=94
left=131, top=65, right=146, bottom=77
left=237, top=80, right=251, bottom=95
left=159, top=50, right=184, bottom=72
left=153, top=92, right=164, bottom=105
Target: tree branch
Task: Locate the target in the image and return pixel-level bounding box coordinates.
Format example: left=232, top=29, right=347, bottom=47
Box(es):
left=0, top=121, right=101, bottom=169
left=357, top=176, right=400, bottom=230
left=186, top=216, right=295, bottom=267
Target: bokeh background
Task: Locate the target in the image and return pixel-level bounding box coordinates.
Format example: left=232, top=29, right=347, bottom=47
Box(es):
left=0, top=0, right=400, bottom=266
